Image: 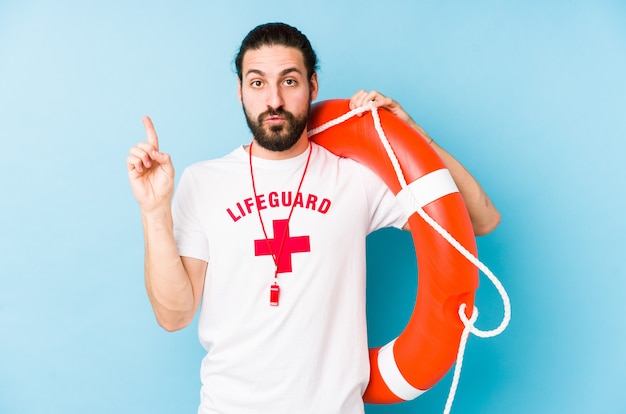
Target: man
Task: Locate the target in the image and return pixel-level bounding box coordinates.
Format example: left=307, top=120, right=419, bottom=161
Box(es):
left=127, top=22, right=499, bottom=414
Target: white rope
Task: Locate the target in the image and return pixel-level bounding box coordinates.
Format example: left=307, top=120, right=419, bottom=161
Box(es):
left=309, top=102, right=512, bottom=412
left=443, top=305, right=478, bottom=414
left=369, top=106, right=510, bottom=332
left=307, top=103, right=373, bottom=137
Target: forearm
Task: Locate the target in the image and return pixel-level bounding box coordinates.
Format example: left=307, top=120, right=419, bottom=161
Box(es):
left=142, top=207, right=196, bottom=331
left=430, top=140, right=500, bottom=236
left=406, top=119, right=500, bottom=235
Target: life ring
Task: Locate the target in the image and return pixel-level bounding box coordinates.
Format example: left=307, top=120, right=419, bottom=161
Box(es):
left=308, top=99, right=479, bottom=404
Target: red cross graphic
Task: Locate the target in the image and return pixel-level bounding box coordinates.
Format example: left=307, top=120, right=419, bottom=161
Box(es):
left=254, top=219, right=311, bottom=273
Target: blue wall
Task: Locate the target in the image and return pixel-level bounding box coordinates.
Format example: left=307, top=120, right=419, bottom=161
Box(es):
left=1, top=1, right=625, bottom=413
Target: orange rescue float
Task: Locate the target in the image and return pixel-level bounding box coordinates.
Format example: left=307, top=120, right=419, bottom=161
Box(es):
left=308, top=99, right=479, bottom=404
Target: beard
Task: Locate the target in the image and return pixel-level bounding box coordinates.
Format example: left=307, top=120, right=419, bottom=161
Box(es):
left=243, top=103, right=310, bottom=152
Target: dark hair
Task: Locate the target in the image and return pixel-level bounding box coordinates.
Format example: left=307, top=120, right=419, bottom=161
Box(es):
left=234, top=22, right=318, bottom=81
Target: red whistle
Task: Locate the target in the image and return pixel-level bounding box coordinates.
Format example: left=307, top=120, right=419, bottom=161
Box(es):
left=269, top=284, right=280, bottom=306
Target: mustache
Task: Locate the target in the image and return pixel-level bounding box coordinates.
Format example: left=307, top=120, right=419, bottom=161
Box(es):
left=257, top=107, right=293, bottom=123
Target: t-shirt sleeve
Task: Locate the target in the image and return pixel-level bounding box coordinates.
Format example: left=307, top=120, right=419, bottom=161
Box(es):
left=172, top=168, right=210, bottom=261
left=359, top=163, right=408, bottom=233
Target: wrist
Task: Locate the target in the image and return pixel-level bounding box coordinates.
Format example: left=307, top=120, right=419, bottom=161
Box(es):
left=141, top=204, right=173, bottom=224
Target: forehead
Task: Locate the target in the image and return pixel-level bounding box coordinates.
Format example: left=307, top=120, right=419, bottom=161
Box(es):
left=241, top=45, right=306, bottom=77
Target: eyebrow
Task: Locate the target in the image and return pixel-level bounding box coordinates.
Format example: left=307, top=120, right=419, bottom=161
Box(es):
left=244, top=67, right=304, bottom=78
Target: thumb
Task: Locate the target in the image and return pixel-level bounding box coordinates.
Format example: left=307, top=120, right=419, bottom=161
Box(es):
left=152, top=150, right=175, bottom=177
left=152, top=149, right=170, bottom=165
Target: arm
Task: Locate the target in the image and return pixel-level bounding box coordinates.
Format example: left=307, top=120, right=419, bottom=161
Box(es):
left=127, top=116, right=207, bottom=331
left=350, top=90, right=501, bottom=236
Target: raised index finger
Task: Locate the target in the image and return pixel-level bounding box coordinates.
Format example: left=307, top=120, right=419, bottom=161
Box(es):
left=142, top=116, right=159, bottom=150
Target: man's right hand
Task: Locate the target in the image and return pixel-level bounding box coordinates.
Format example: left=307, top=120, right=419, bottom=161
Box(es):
left=126, top=116, right=175, bottom=213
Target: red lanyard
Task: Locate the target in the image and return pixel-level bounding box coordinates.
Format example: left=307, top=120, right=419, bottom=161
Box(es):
left=249, top=141, right=312, bottom=306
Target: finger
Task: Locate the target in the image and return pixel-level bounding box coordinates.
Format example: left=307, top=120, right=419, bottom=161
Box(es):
left=130, top=145, right=155, bottom=169
left=127, top=147, right=153, bottom=172
left=142, top=116, right=159, bottom=150
left=355, top=90, right=376, bottom=106
left=366, top=90, right=391, bottom=107
left=136, top=142, right=173, bottom=170
left=128, top=146, right=160, bottom=173
left=349, top=89, right=367, bottom=110
left=361, top=91, right=385, bottom=108
left=136, top=141, right=158, bottom=157
left=126, top=154, right=144, bottom=174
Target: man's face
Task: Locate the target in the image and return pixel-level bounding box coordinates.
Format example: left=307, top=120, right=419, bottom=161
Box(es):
left=239, top=45, right=318, bottom=152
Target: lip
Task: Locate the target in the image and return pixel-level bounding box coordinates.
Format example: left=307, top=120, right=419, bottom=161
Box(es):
left=264, top=116, right=285, bottom=124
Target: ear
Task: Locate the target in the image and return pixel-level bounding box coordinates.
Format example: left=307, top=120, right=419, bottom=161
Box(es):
left=309, top=72, right=319, bottom=101
left=237, top=80, right=243, bottom=103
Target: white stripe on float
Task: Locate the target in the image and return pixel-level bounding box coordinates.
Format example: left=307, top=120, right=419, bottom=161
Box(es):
left=377, top=339, right=427, bottom=401
left=395, top=169, right=458, bottom=217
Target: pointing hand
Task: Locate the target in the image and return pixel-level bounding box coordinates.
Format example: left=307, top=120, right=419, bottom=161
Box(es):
left=126, top=116, right=175, bottom=212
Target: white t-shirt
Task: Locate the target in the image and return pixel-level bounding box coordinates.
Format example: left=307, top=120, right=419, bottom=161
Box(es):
left=172, top=142, right=406, bottom=414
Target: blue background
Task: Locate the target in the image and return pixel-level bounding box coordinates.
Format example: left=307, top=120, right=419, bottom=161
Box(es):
left=1, top=1, right=625, bottom=413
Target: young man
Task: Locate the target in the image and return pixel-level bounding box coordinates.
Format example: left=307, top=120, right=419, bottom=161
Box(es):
left=127, top=22, right=499, bottom=414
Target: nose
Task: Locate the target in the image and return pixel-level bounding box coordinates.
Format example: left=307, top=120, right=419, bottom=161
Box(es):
left=267, top=84, right=284, bottom=109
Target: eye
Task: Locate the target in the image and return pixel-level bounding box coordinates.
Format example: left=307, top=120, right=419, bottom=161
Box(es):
left=250, top=80, right=263, bottom=88
left=284, top=78, right=297, bottom=87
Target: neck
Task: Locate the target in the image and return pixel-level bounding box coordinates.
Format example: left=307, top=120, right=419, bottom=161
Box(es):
left=246, top=133, right=310, bottom=160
